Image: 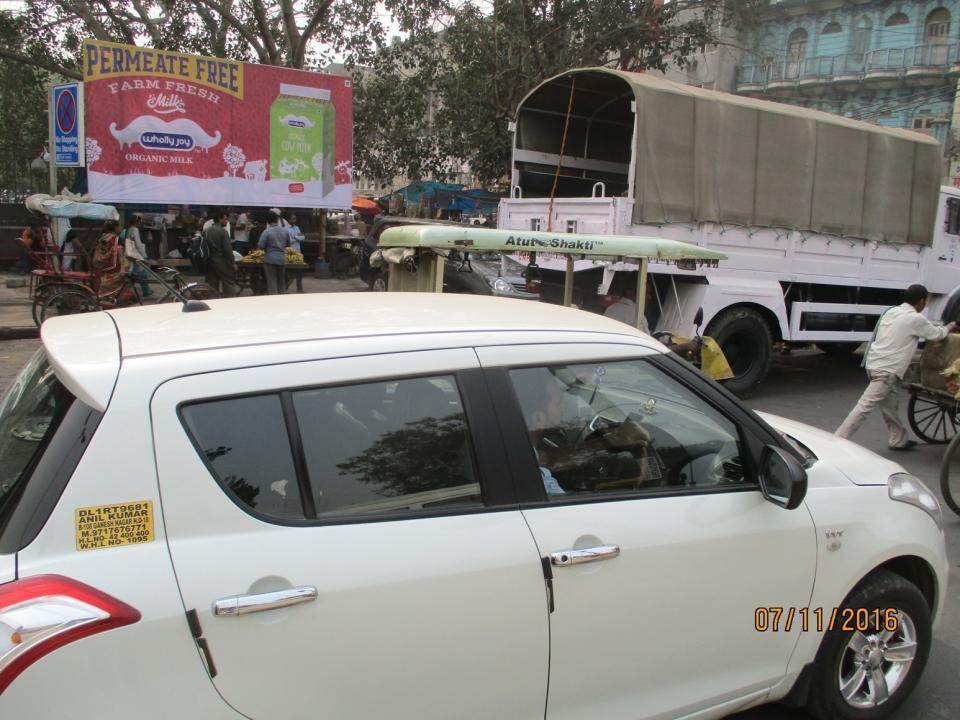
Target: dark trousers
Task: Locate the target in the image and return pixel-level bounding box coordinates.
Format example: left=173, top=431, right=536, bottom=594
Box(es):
left=206, top=255, right=238, bottom=297
left=263, top=263, right=286, bottom=295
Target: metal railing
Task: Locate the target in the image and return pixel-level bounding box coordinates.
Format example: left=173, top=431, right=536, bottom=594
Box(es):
left=738, top=43, right=958, bottom=87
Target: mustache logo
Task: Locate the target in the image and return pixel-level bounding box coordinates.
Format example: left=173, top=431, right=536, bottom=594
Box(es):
left=110, top=116, right=222, bottom=152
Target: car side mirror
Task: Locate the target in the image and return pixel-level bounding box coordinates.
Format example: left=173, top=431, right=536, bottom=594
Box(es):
left=759, top=445, right=807, bottom=509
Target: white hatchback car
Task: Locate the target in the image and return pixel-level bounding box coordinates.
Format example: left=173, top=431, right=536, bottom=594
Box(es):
left=0, top=294, right=948, bottom=720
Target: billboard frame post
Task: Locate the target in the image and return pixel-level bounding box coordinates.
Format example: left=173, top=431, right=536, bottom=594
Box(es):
left=47, top=85, right=57, bottom=195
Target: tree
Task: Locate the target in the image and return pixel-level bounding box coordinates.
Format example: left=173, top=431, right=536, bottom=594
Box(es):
left=0, top=10, right=56, bottom=197
left=353, top=0, right=742, bottom=185
left=4, top=0, right=448, bottom=75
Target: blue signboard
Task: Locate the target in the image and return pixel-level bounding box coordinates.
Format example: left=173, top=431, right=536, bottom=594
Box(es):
left=52, top=83, right=84, bottom=167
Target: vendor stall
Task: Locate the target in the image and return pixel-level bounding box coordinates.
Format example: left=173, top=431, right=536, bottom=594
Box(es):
left=237, top=247, right=309, bottom=294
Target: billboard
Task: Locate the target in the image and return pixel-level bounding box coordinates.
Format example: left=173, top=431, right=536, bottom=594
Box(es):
left=52, top=83, right=84, bottom=166
left=82, top=39, right=352, bottom=208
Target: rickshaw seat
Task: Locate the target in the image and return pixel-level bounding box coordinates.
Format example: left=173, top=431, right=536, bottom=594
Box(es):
left=31, top=269, right=96, bottom=281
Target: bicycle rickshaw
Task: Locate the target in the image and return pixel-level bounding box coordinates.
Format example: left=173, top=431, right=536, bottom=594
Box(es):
left=23, top=195, right=114, bottom=325
left=38, top=258, right=219, bottom=324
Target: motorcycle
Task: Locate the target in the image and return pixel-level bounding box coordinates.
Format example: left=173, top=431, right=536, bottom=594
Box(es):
left=654, top=308, right=734, bottom=381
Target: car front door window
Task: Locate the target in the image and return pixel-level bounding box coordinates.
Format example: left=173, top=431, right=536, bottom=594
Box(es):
left=509, top=360, right=750, bottom=500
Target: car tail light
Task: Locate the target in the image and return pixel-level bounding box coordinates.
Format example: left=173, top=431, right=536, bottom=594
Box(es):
left=0, top=575, right=140, bottom=694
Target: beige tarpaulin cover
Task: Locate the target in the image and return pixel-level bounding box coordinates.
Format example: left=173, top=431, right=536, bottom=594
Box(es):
left=534, top=68, right=942, bottom=246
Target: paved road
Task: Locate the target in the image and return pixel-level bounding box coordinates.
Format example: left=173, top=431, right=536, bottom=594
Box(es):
left=0, top=342, right=956, bottom=718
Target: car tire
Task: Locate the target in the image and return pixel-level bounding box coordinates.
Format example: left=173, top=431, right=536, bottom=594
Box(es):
left=705, top=307, right=772, bottom=397
left=806, top=569, right=931, bottom=720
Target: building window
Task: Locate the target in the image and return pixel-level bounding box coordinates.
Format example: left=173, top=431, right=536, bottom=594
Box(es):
left=822, top=22, right=842, bottom=34
left=885, top=13, right=909, bottom=27
left=787, top=28, right=808, bottom=61
left=926, top=8, right=951, bottom=43
left=912, top=117, right=936, bottom=134
left=851, top=18, right=873, bottom=56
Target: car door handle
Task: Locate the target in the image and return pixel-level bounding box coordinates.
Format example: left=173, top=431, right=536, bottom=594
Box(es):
left=550, top=545, right=620, bottom=566
left=213, top=586, right=318, bottom=617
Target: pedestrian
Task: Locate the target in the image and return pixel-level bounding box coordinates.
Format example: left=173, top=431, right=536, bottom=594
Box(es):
left=123, top=215, right=153, bottom=297
left=38, top=217, right=59, bottom=272
left=16, top=224, right=37, bottom=274
left=258, top=210, right=291, bottom=295
left=204, top=210, right=238, bottom=298
left=203, top=212, right=230, bottom=236
left=287, top=212, right=304, bottom=253
left=233, top=209, right=251, bottom=254
left=93, top=220, right=136, bottom=304
left=835, top=284, right=956, bottom=449
left=61, top=228, right=80, bottom=271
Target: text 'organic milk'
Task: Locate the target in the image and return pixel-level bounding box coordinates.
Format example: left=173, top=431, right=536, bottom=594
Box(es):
left=270, top=84, right=335, bottom=195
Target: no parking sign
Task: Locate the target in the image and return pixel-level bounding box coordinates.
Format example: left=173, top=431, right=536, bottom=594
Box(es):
left=51, top=83, right=85, bottom=166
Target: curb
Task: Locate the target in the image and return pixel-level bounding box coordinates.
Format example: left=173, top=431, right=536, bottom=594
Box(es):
left=0, top=327, right=40, bottom=341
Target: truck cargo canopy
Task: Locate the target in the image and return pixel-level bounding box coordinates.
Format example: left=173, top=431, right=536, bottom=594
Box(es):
left=514, top=67, right=942, bottom=246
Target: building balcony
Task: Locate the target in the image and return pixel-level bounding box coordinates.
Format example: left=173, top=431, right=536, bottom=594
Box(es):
left=736, top=43, right=960, bottom=94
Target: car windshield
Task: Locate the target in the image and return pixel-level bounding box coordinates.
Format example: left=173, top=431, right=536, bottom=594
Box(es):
left=0, top=350, right=74, bottom=509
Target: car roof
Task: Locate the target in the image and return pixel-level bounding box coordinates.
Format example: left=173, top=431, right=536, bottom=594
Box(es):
left=40, top=294, right=659, bottom=410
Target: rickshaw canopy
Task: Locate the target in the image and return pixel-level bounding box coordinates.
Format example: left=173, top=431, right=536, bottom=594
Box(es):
left=374, top=225, right=726, bottom=334
left=377, top=225, right=727, bottom=263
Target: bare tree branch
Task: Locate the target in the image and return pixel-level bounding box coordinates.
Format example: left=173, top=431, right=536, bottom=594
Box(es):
left=278, top=0, right=300, bottom=65
left=60, top=0, right=112, bottom=40
left=0, top=46, right=81, bottom=79
left=249, top=0, right=281, bottom=64
left=131, top=0, right=165, bottom=47
left=191, top=0, right=271, bottom=63
left=295, top=0, right=334, bottom=68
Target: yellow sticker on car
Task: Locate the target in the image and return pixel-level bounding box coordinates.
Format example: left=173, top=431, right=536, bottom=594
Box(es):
left=75, top=501, right=155, bottom=552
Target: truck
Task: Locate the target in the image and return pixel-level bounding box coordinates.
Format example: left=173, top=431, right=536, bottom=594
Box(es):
left=498, top=66, right=960, bottom=395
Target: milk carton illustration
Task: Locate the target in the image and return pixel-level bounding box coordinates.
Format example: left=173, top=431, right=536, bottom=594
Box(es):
left=270, top=84, right=335, bottom=195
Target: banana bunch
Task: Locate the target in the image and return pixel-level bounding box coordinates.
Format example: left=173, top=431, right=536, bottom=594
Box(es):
left=285, top=248, right=305, bottom=264
left=241, top=249, right=266, bottom=264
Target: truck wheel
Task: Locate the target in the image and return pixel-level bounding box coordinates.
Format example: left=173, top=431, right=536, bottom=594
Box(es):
left=706, top=307, right=772, bottom=397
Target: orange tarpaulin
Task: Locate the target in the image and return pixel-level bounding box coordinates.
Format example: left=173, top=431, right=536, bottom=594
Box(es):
left=352, top=197, right=381, bottom=214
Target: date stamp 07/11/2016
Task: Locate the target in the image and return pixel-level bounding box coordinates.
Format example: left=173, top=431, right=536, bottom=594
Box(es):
left=754, top=607, right=900, bottom=633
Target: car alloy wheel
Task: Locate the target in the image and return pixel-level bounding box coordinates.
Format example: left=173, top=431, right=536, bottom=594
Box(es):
left=837, top=611, right=917, bottom=709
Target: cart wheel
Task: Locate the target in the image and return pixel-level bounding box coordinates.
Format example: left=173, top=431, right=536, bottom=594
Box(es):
left=32, top=282, right=87, bottom=326
left=940, top=431, right=960, bottom=517
left=41, top=289, right=99, bottom=323
left=31, top=296, right=46, bottom=327
left=907, top=393, right=959, bottom=444
left=158, top=283, right=220, bottom=303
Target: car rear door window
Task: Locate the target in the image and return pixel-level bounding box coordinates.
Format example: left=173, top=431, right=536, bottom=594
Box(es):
left=181, top=374, right=482, bottom=522
left=292, top=375, right=481, bottom=518
left=182, top=394, right=304, bottom=519
left=509, top=360, right=750, bottom=499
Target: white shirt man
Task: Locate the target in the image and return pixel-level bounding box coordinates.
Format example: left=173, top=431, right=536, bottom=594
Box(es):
left=233, top=212, right=250, bottom=247
left=836, top=285, right=955, bottom=449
